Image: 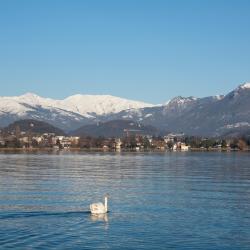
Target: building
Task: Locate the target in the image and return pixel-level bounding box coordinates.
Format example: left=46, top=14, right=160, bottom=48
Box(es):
left=0, top=136, right=5, bottom=146
left=180, top=143, right=189, bottom=151
left=172, top=142, right=189, bottom=151
left=164, top=133, right=185, bottom=143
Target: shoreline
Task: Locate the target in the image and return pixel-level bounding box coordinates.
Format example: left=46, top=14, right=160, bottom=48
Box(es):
left=0, top=147, right=249, bottom=153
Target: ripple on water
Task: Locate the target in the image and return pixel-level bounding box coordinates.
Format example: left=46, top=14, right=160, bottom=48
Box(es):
left=0, top=152, right=250, bottom=249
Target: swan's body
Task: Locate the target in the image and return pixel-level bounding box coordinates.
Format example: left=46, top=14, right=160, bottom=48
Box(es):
left=90, top=196, right=108, bottom=214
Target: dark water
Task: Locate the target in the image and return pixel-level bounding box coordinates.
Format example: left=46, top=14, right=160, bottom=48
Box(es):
left=0, top=152, right=250, bottom=249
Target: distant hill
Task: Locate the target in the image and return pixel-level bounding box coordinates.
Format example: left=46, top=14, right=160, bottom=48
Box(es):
left=3, top=119, right=65, bottom=135
left=70, top=120, right=160, bottom=137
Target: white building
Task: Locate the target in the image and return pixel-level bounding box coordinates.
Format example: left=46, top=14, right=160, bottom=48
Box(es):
left=180, top=143, right=189, bottom=151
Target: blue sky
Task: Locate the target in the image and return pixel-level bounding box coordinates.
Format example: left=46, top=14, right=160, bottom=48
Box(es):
left=0, top=0, right=249, bottom=103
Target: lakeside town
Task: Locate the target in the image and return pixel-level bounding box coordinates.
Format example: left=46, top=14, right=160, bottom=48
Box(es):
left=0, top=125, right=249, bottom=152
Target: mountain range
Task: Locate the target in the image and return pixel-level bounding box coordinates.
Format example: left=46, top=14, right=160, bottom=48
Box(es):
left=0, top=82, right=250, bottom=137
left=0, top=93, right=153, bottom=131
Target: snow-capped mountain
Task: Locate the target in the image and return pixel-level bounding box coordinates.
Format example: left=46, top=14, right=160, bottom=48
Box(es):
left=5, top=93, right=153, bottom=117
left=0, top=93, right=153, bottom=130
left=237, top=82, right=250, bottom=90
left=0, top=82, right=249, bottom=136
left=107, top=82, right=250, bottom=136
left=63, top=94, right=154, bottom=115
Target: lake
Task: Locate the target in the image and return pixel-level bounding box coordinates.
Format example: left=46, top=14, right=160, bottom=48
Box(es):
left=0, top=151, right=250, bottom=249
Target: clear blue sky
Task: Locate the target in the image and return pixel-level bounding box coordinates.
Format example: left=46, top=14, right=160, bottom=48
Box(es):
left=0, top=0, right=249, bottom=103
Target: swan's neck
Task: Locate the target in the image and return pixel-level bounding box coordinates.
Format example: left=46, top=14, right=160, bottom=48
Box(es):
left=104, top=196, right=108, bottom=212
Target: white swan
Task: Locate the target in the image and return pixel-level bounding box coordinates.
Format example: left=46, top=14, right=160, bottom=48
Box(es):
left=90, top=195, right=108, bottom=214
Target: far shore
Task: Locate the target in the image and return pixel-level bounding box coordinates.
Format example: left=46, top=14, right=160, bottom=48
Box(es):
left=0, top=147, right=249, bottom=153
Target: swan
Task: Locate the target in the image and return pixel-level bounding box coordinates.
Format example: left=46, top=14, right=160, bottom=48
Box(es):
left=90, top=195, right=108, bottom=214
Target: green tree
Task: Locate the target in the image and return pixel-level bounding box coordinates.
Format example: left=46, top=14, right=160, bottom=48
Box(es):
left=142, top=137, right=151, bottom=149
left=221, top=139, right=227, bottom=148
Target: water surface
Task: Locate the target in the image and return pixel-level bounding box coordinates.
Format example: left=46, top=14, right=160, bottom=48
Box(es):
left=0, top=152, right=250, bottom=249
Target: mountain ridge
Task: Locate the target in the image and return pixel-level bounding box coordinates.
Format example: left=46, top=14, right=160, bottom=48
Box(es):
left=6, top=92, right=154, bottom=116
left=0, top=82, right=250, bottom=136
left=70, top=119, right=160, bottom=138
left=0, top=93, right=154, bottom=131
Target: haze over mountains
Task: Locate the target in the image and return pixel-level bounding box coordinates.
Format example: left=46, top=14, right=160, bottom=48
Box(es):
left=0, top=82, right=250, bottom=137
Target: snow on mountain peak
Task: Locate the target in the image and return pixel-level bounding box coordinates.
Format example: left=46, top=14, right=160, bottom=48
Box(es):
left=167, top=96, right=197, bottom=106
left=16, top=92, right=43, bottom=103
left=239, top=82, right=250, bottom=89
left=162, top=96, right=198, bottom=113
left=64, top=94, right=154, bottom=115
left=0, top=93, right=154, bottom=118
left=20, top=92, right=40, bottom=98
left=229, top=82, right=250, bottom=98
left=214, top=95, right=224, bottom=100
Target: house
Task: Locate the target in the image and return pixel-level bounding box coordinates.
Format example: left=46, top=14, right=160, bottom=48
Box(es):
left=173, top=142, right=189, bottom=151
left=0, top=136, right=5, bottom=146
left=32, top=136, right=43, bottom=143
left=43, top=133, right=56, bottom=137
left=20, top=136, right=29, bottom=143
left=103, top=145, right=109, bottom=151
left=60, top=137, right=72, bottom=148
left=70, top=136, right=80, bottom=146
left=151, top=138, right=166, bottom=150
left=180, top=143, right=189, bottom=151
left=164, top=133, right=185, bottom=143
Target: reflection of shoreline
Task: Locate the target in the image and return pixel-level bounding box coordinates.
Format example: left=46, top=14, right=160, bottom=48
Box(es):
left=90, top=213, right=109, bottom=223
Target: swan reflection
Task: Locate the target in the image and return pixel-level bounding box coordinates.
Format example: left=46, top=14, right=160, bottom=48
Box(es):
left=90, top=213, right=109, bottom=222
